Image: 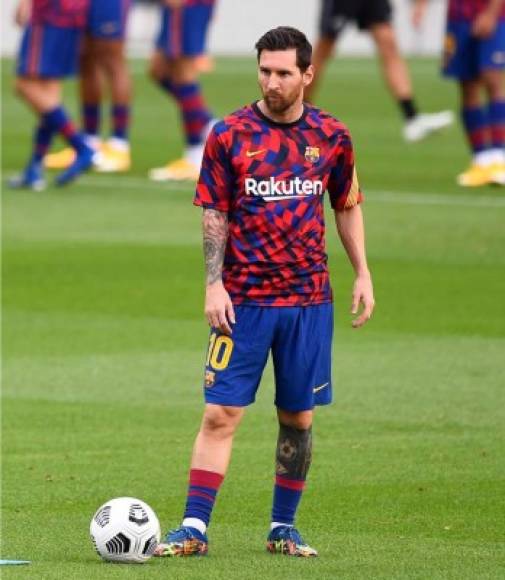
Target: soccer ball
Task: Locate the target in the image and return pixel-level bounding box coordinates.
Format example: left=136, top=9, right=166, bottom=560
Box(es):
left=90, top=497, right=161, bottom=563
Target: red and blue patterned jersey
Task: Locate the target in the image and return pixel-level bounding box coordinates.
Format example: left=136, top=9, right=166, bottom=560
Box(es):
left=32, top=0, right=89, bottom=29
left=194, top=102, right=362, bottom=307
left=448, top=0, right=505, bottom=22
left=184, top=0, right=215, bottom=5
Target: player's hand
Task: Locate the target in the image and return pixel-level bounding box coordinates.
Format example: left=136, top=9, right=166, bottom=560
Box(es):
left=205, top=281, right=236, bottom=335
left=472, top=10, right=499, bottom=38
left=15, top=0, right=31, bottom=26
left=350, top=272, right=375, bottom=328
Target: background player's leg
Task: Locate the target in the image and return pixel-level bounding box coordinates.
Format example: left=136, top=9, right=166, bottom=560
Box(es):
left=267, top=409, right=317, bottom=557
left=304, top=36, right=336, bottom=102
left=482, top=68, right=505, bottom=184
left=369, top=23, right=453, bottom=142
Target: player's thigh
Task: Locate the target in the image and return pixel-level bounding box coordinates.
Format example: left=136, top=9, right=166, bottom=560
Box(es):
left=202, top=306, right=275, bottom=408
left=88, top=38, right=126, bottom=72
left=272, top=304, right=333, bottom=412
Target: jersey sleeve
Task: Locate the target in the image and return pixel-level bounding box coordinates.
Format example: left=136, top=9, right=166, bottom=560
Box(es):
left=194, top=125, right=233, bottom=212
left=327, top=129, right=363, bottom=211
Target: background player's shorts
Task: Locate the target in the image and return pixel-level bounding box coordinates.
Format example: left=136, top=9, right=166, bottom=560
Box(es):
left=87, top=0, right=131, bottom=41
left=319, top=0, right=392, bottom=38
left=443, top=20, right=505, bottom=81
left=202, top=304, right=333, bottom=412
left=17, top=24, right=81, bottom=78
left=155, top=3, right=214, bottom=58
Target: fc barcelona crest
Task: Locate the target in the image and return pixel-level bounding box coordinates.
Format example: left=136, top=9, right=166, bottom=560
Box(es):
left=305, top=146, right=320, bottom=164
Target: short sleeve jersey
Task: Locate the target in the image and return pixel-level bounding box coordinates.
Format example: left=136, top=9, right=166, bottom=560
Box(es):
left=448, top=0, right=505, bottom=22
left=32, top=0, right=90, bottom=28
left=194, top=102, right=362, bottom=307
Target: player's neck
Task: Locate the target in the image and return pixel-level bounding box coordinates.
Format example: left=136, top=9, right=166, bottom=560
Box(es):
left=257, top=99, right=305, bottom=124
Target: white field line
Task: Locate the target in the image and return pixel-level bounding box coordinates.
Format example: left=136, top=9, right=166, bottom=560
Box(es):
left=77, top=175, right=505, bottom=209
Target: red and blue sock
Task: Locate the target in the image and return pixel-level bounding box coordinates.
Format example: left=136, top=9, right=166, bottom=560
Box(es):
left=461, top=106, right=489, bottom=154
left=271, top=475, right=306, bottom=526
left=488, top=100, right=505, bottom=150
left=44, top=106, right=89, bottom=154
left=158, top=78, right=212, bottom=145
left=111, top=104, right=130, bottom=140
left=82, top=104, right=100, bottom=137
left=182, top=469, right=223, bottom=530
left=31, top=119, right=54, bottom=163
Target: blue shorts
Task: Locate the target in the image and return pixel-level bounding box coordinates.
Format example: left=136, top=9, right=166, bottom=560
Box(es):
left=443, top=20, right=505, bottom=81
left=87, top=0, right=131, bottom=41
left=202, top=304, right=333, bottom=412
left=17, top=24, right=82, bottom=78
left=155, top=3, right=214, bottom=58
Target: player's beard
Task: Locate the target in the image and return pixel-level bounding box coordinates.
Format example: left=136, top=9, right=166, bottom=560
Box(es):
left=264, top=87, right=302, bottom=115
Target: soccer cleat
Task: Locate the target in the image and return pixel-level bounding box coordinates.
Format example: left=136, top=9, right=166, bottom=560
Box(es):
left=457, top=163, right=493, bottom=187
left=95, top=140, right=131, bottom=173
left=8, top=161, right=46, bottom=191
left=489, top=162, right=505, bottom=185
left=148, top=158, right=200, bottom=182
left=44, top=147, right=76, bottom=169
left=153, top=526, right=208, bottom=557
left=403, top=111, right=454, bottom=142
left=266, top=525, right=318, bottom=558
left=54, top=146, right=95, bottom=186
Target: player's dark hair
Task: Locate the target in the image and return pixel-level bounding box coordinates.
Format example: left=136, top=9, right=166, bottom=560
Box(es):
left=255, top=27, right=312, bottom=72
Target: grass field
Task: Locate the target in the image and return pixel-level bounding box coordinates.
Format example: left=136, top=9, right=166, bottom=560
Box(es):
left=2, top=56, right=505, bottom=579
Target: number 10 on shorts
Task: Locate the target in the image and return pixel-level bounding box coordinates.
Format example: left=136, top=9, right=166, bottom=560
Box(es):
left=206, top=333, right=234, bottom=371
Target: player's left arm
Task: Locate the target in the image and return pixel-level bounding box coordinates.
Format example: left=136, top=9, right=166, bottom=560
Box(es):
left=335, top=205, right=375, bottom=328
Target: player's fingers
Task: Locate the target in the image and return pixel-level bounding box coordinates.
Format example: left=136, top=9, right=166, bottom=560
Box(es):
left=351, top=292, right=360, bottom=314
left=217, top=309, right=232, bottom=336
left=352, top=301, right=374, bottom=328
left=226, top=301, right=236, bottom=326
left=206, top=311, right=219, bottom=330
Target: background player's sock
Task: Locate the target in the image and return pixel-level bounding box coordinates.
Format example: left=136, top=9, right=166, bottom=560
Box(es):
left=462, top=106, right=490, bottom=157
left=398, top=98, right=418, bottom=120
left=488, top=100, right=505, bottom=163
left=181, top=468, right=224, bottom=533
left=43, top=106, right=90, bottom=154
left=31, top=119, right=54, bottom=163
left=82, top=104, right=100, bottom=140
left=271, top=475, right=306, bottom=526
left=111, top=104, right=130, bottom=142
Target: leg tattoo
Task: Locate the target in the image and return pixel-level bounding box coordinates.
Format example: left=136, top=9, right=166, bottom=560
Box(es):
left=275, top=423, right=312, bottom=480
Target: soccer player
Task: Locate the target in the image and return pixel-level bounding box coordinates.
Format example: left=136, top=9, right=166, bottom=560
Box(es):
left=44, top=0, right=133, bottom=173
left=154, top=27, right=375, bottom=558
left=416, top=0, right=505, bottom=186
left=8, top=0, right=95, bottom=189
left=306, top=0, right=454, bottom=142
left=148, top=0, right=217, bottom=181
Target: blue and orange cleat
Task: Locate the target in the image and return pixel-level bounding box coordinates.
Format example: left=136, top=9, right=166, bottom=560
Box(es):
left=266, top=525, right=318, bottom=557
left=54, top=146, right=95, bottom=186
left=153, top=526, right=208, bottom=557
left=8, top=161, right=46, bottom=191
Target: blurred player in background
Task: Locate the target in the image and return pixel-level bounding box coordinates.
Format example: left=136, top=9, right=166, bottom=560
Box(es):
left=44, top=0, right=133, bottom=173
left=307, top=0, right=454, bottom=142
left=415, top=0, right=505, bottom=186
left=154, top=27, right=374, bottom=558
left=148, top=0, right=217, bottom=181
left=8, top=0, right=95, bottom=189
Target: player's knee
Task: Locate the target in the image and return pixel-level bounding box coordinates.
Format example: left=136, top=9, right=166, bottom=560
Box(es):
left=14, top=77, right=28, bottom=99
left=278, top=409, right=313, bottom=430
left=201, top=405, right=242, bottom=438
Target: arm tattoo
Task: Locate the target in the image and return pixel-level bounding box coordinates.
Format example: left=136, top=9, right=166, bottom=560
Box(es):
left=275, top=423, right=312, bottom=480
left=203, top=208, right=229, bottom=285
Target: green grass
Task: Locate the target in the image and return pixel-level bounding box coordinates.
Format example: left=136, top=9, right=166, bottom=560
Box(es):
left=2, top=56, right=505, bottom=579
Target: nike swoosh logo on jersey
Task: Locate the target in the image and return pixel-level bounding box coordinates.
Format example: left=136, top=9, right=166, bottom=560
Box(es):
left=246, top=149, right=267, bottom=157
left=313, top=382, right=329, bottom=394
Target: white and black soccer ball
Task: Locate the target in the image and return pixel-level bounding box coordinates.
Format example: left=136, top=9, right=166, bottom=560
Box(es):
left=90, top=497, right=161, bottom=563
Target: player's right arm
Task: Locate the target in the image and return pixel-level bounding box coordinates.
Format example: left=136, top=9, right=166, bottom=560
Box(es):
left=15, top=0, right=31, bottom=26
left=473, top=0, right=505, bottom=38
left=203, top=209, right=235, bottom=335
left=194, top=123, right=236, bottom=336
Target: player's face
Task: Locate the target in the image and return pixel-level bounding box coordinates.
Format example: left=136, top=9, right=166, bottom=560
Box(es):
left=258, top=49, right=313, bottom=115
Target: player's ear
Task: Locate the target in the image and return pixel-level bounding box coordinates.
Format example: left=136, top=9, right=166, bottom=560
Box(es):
left=303, top=64, right=314, bottom=87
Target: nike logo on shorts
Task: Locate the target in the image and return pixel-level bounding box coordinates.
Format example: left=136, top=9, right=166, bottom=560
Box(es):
left=313, top=382, right=329, bottom=394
